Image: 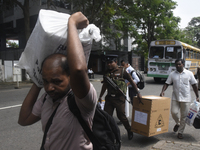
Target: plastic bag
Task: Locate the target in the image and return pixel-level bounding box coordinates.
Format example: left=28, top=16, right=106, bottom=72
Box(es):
left=186, top=100, right=200, bottom=126
left=17, top=9, right=101, bottom=87
left=98, top=100, right=105, bottom=110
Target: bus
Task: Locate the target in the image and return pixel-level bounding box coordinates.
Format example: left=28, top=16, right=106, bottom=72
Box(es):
left=147, top=39, right=200, bottom=82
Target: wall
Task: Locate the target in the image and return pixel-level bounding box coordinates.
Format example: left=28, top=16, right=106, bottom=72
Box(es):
left=0, top=59, right=4, bottom=81
left=132, top=57, right=141, bottom=70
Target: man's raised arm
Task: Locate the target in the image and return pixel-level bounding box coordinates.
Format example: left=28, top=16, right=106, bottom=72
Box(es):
left=66, top=12, right=89, bottom=99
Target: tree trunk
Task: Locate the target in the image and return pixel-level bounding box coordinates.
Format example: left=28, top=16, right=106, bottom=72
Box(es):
left=23, top=0, right=30, bottom=42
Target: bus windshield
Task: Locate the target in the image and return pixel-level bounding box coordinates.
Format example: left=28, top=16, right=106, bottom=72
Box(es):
left=165, top=46, right=182, bottom=59
left=149, top=47, right=164, bottom=59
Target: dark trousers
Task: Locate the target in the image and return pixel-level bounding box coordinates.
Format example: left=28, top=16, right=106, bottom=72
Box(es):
left=104, top=95, right=131, bottom=132
left=88, top=73, right=94, bottom=79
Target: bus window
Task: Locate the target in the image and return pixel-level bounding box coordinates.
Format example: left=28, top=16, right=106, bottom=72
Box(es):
left=198, top=53, right=200, bottom=59
left=149, top=46, right=164, bottom=58
left=165, top=46, right=181, bottom=59
left=177, top=49, right=182, bottom=59
left=186, top=50, right=189, bottom=58
left=194, top=52, right=197, bottom=59
left=183, top=48, right=186, bottom=59
left=190, top=51, right=193, bottom=59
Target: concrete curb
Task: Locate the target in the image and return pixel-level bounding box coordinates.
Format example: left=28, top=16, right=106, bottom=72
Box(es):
left=151, top=140, right=200, bottom=150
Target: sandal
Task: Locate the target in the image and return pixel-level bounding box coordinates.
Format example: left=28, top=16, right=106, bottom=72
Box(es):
left=177, top=133, right=183, bottom=139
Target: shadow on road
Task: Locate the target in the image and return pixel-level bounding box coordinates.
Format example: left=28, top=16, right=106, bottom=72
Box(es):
left=120, top=133, right=159, bottom=149
left=145, top=79, right=166, bottom=85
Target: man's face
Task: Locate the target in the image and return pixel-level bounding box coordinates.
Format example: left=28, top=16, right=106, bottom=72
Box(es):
left=42, top=65, right=70, bottom=101
left=121, top=62, right=125, bottom=67
left=107, top=60, right=117, bottom=70
left=175, top=61, right=184, bottom=73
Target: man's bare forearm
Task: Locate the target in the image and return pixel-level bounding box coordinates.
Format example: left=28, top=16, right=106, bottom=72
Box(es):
left=18, top=83, right=41, bottom=126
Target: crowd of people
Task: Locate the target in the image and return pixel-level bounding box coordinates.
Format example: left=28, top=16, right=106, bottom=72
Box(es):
left=18, top=11, right=200, bottom=149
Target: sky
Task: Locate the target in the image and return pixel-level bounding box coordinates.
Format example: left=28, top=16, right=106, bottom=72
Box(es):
left=173, top=0, right=200, bottom=29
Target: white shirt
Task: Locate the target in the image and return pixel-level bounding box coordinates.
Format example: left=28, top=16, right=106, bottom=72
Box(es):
left=125, top=65, right=140, bottom=87
left=165, top=68, right=197, bottom=102
left=88, top=69, right=94, bottom=74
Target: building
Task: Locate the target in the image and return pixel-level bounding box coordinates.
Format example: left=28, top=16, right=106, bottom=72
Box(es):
left=0, top=0, right=142, bottom=82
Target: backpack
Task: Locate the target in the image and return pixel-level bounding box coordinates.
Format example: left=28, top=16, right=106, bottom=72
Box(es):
left=130, top=70, right=145, bottom=90
left=67, top=91, right=121, bottom=150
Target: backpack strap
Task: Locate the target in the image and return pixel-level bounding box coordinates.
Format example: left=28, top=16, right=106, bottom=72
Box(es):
left=130, top=70, right=134, bottom=76
left=40, top=101, right=60, bottom=150
left=42, top=94, right=48, bottom=104
left=121, top=67, right=124, bottom=78
left=67, top=91, right=100, bottom=149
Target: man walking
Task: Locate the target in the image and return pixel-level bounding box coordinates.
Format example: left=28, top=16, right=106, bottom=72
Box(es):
left=160, top=59, right=199, bottom=139
left=98, top=55, right=142, bottom=140
left=121, top=60, right=140, bottom=104
left=18, top=12, right=97, bottom=150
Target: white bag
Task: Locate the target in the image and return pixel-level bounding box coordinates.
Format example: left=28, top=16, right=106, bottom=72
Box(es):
left=186, top=100, right=200, bottom=126
left=98, top=100, right=105, bottom=110
left=17, top=9, right=101, bottom=87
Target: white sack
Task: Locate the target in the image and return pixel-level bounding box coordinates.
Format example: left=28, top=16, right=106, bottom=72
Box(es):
left=17, top=9, right=101, bottom=87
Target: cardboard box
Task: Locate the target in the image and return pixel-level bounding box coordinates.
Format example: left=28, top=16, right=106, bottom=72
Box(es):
left=131, top=95, right=171, bottom=137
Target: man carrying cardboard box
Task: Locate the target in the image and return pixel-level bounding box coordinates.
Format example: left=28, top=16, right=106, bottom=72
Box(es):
left=98, top=55, right=142, bottom=140
left=160, top=58, right=199, bottom=139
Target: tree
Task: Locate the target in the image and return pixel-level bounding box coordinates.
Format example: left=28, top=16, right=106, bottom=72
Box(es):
left=64, top=0, right=136, bottom=51
left=130, top=0, right=180, bottom=56
left=1, top=0, right=31, bottom=42
left=6, top=40, right=19, bottom=48
left=175, top=28, right=195, bottom=46
left=184, top=17, right=200, bottom=48
left=0, top=0, right=67, bottom=43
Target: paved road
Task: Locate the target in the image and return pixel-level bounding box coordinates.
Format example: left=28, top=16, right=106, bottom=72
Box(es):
left=0, top=74, right=200, bottom=150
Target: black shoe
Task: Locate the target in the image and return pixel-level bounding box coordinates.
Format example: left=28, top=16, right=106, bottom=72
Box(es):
left=127, top=131, right=133, bottom=140
left=117, top=121, right=123, bottom=125
left=173, top=124, right=179, bottom=132
left=177, top=133, right=183, bottom=139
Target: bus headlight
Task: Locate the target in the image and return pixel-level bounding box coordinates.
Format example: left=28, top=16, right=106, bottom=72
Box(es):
left=150, top=68, right=156, bottom=72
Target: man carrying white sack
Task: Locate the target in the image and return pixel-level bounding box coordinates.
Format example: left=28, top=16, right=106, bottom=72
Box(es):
left=18, top=12, right=97, bottom=150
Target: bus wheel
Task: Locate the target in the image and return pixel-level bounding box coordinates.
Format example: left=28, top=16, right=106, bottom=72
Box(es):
left=154, top=77, right=161, bottom=82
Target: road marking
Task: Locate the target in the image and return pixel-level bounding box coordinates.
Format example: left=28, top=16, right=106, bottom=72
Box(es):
left=0, top=104, right=22, bottom=110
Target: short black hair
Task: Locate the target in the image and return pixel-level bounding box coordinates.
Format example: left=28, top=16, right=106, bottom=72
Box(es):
left=175, top=58, right=185, bottom=65
left=121, top=60, right=129, bottom=64
left=121, top=60, right=124, bottom=64
left=42, top=53, right=70, bottom=76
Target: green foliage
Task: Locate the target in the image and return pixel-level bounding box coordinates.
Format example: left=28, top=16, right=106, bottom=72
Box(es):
left=131, top=0, right=180, bottom=57
left=184, top=17, right=200, bottom=48
left=64, top=0, right=137, bottom=51
left=1, top=0, right=188, bottom=56
left=6, top=40, right=19, bottom=48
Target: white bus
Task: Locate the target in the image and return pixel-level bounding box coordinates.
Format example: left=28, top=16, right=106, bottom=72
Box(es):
left=147, top=39, right=200, bottom=82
